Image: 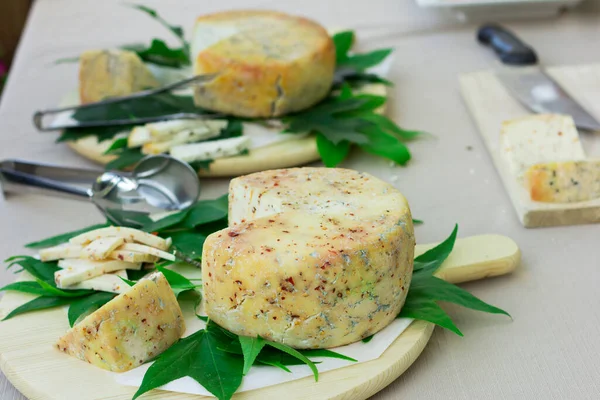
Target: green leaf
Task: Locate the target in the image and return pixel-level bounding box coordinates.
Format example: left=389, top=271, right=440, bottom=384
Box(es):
left=177, top=289, right=202, bottom=315
left=156, top=265, right=196, bottom=293
left=333, top=71, right=392, bottom=88
left=256, top=359, right=292, bottom=372
left=301, top=349, right=357, bottom=362
left=316, top=134, right=350, bottom=167
left=67, top=292, right=116, bottom=327
left=5, top=256, right=59, bottom=284
left=178, top=194, right=229, bottom=229
left=118, top=276, right=136, bottom=287
left=104, top=137, right=128, bottom=155
left=0, top=281, right=54, bottom=297
left=413, top=224, right=457, bottom=274
left=2, top=296, right=73, bottom=321
left=104, top=209, right=153, bottom=228
left=188, top=160, right=213, bottom=171
left=359, top=126, right=411, bottom=165
left=239, top=336, right=266, bottom=375
left=361, top=335, right=374, bottom=343
left=105, top=147, right=145, bottom=171
left=362, top=114, right=423, bottom=141
left=35, top=279, right=94, bottom=298
left=264, top=340, right=319, bottom=382
left=57, top=125, right=131, bottom=143
left=332, top=31, right=354, bottom=63
left=412, top=219, right=424, bottom=225
left=25, top=223, right=108, bottom=248
left=53, top=56, right=80, bottom=64
left=399, top=296, right=463, bottom=336
left=127, top=268, right=151, bottom=281
left=338, top=49, right=392, bottom=71
left=134, top=322, right=244, bottom=400
left=127, top=4, right=189, bottom=49
left=130, top=39, right=190, bottom=68
left=142, top=210, right=190, bottom=233
left=166, top=231, right=206, bottom=259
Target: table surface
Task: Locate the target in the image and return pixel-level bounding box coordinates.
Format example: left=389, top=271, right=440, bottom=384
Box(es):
left=1, top=0, right=600, bottom=399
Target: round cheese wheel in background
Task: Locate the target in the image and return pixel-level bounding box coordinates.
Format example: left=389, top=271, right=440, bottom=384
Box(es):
left=202, top=168, right=415, bottom=349
left=191, top=10, right=336, bottom=118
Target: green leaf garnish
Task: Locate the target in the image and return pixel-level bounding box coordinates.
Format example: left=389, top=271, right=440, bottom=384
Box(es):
left=0, top=281, right=57, bottom=297
left=104, top=137, right=128, bottom=155
left=24, top=223, right=109, bottom=249
left=361, top=335, right=374, bottom=343
left=412, top=219, right=424, bottom=225
left=5, top=256, right=59, bottom=284
left=67, top=292, right=116, bottom=327
left=239, top=336, right=266, bottom=375
left=141, top=210, right=190, bottom=233
left=264, top=340, right=319, bottom=381
left=105, top=147, right=145, bottom=171
left=2, top=296, right=74, bottom=321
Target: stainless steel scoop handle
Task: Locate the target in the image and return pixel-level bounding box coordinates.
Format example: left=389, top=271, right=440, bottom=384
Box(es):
left=0, top=159, right=99, bottom=201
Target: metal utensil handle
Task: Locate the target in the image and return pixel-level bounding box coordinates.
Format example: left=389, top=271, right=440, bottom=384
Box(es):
left=477, top=24, right=538, bottom=66
left=33, top=73, right=219, bottom=131
left=0, top=165, right=91, bottom=201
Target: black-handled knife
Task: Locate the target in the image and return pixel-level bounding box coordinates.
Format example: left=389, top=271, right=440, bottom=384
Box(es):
left=477, top=24, right=538, bottom=66
left=476, top=23, right=600, bottom=131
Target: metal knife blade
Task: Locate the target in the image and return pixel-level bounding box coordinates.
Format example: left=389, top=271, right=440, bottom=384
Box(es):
left=477, top=24, right=600, bottom=132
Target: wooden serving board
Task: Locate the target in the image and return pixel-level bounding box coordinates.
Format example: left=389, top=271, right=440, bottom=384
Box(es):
left=0, top=234, right=519, bottom=400
left=459, top=64, right=600, bottom=228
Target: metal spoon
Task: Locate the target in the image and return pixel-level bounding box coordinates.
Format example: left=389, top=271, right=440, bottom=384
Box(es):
left=0, top=155, right=200, bottom=226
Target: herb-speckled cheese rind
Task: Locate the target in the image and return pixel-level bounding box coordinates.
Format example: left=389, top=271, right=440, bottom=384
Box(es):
left=191, top=10, right=335, bottom=118
left=202, top=168, right=414, bottom=349
left=56, top=272, right=185, bottom=372
left=526, top=160, right=600, bottom=203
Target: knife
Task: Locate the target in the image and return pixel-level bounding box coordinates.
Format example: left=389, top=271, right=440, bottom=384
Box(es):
left=477, top=23, right=600, bottom=132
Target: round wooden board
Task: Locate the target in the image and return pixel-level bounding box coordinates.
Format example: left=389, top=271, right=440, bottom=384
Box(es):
left=0, top=283, right=432, bottom=400
left=63, top=84, right=387, bottom=178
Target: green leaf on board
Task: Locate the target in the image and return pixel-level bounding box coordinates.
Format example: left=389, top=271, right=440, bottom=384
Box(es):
left=239, top=336, right=266, bottom=375
left=104, top=137, right=128, bottom=155
left=141, top=210, right=190, bottom=233
left=264, top=340, right=319, bottom=382
left=316, top=134, right=350, bottom=167
left=24, top=223, right=109, bottom=249
left=413, top=224, right=457, bottom=274
left=332, top=31, right=355, bottom=63
left=2, top=296, right=74, bottom=321
left=35, top=278, right=94, bottom=298
left=67, top=292, right=116, bottom=327
left=361, top=335, right=374, bottom=343
left=5, top=256, right=59, bottom=284
left=105, top=147, right=145, bottom=171
left=118, top=276, right=137, bottom=287
left=155, top=265, right=196, bottom=293
left=338, top=49, right=392, bottom=71
left=0, top=281, right=55, bottom=297
left=412, top=219, right=424, bottom=225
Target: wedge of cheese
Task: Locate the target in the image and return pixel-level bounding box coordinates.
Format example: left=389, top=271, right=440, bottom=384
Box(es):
left=500, top=114, right=586, bottom=179
left=56, top=272, right=185, bottom=372
left=526, top=160, right=600, bottom=203
left=203, top=168, right=415, bottom=349
left=69, top=227, right=169, bottom=250
left=79, top=49, right=159, bottom=104
left=39, top=243, right=83, bottom=262
left=55, top=259, right=141, bottom=287
left=191, top=10, right=335, bottom=117
left=170, top=136, right=250, bottom=162
left=59, top=270, right=128, bottom=294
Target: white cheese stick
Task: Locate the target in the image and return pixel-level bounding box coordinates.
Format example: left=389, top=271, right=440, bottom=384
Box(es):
left=39, top=244, right=83, bottom=262
left=141, top=128, right=221, bottom=155
left=170, top=136, right=250, bottom=162
left=147, top=119, right=227, bottom=139
left=58, top=270, right=128, bottom=294
left=56, top=259, right=141, bottom=287
left=69, top=227, right=169, bottom=250
left=119, top=243, right=176, bottom=261
left=500, top=114, right=586, bottom=179
left=82, top=237, right=125, bottom=261
left=109, top=250, right=159, bottom=263
left=128, top=126, right=152, bottom=148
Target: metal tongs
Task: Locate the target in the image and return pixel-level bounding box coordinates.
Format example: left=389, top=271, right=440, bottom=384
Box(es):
left=0, top=155, right=201, bottom=226
left=33, top=74, right=221, bottom=131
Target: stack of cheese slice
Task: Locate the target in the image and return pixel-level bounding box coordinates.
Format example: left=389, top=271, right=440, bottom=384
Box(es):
left=202, top=168, right=415, bottom=349
left=39, top=227, right=175, bottom=294
left=56, top=271, right=186, bottom=372
left=126, top=119, right=251, bottom=163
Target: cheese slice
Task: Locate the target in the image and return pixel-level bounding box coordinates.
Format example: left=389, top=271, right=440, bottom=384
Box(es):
left=526, top=160, right=600, bottom=203
left=82, top=237, right=125, bottom=261
left=56, top=259, right=141, bottom=287
left=69, top=227, right=169, bottom=250
left=128, top=126, right=152, bottom=148
left=59, top=270, right=128, bottom=294
left=108, top=250, right=158, bottom=263
left=56, top=272, right=185, bottom=372
left=192, top=10, right=335, bottom=117
left=146, top=119, right=227, bottom=139
left=170, top=136, right=250, bottom=162
left=141, top=128, right=221, bottom=155
left=203, top=168, right=414, bottom=349
left=119, top=243, right=176, bottom=262
left=39, top=243, right=83, bottom=262
left=78, top=49, right=159, bottom=104
left=500, top=114, right=586, bottom=179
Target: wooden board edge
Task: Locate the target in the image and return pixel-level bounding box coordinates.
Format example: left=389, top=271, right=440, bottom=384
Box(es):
left=458, top=70, right=600, bottom=228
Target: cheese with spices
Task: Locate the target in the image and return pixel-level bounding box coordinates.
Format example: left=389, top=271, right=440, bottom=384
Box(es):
left=202, top=168, right=414, bottom=349
left=56, top=272, right=185, bottom=372
left=191, top=10, right=335, bottom=117
left=526, top=160, right=600, bottom=203
left=79, top=49, right=159, bottom=104
left=500, top=114, right=585, bottom=178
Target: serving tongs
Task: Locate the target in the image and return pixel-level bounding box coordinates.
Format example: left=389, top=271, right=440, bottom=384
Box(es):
left=0, top=155, right=200, bottom=226
left=33, top=74, right=222, bottom=131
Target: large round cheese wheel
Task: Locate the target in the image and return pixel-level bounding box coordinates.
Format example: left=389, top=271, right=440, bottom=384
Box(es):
left=191, top=11, right=335, bottom=118
left=202, top=168, right=415, bottom=349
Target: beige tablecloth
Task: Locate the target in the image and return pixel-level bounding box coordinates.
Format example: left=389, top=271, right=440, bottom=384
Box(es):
left=1, top=0, right=600, bottom=399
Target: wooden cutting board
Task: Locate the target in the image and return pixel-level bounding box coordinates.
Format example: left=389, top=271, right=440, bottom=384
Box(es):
left=0, top=234, right=519, bottom=400
left=460, top=64, right=600, bottom=228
